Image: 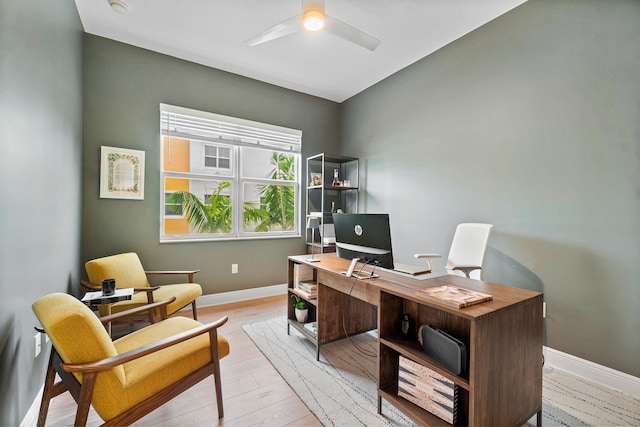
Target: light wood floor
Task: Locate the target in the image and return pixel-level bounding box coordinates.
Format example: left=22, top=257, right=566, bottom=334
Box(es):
left=44, top=295, right=323, bottom=427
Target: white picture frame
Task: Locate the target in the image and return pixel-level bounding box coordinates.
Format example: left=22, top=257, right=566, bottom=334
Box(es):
left=100, top=146, right=145, bottom=200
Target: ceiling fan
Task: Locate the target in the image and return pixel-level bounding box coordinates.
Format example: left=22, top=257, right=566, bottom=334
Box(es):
left=245, top=0, right=381, bottom=51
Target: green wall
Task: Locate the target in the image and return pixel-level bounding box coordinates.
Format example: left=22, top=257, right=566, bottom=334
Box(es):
left=0, top=1, right=83, bottom=425
left=82, top=35, right=339, bottom=295
left=339, top=0, right=640, bottom=377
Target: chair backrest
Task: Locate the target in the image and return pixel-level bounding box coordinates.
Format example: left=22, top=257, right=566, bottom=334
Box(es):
left=85, top=252, right=150, bottom=289
left=447, top=223, right=493, bottom=280
left=32, top=293, right=126, bottom=384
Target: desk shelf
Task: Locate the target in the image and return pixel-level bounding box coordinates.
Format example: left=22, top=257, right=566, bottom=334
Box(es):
left=377, top=287, right=543, bottom=427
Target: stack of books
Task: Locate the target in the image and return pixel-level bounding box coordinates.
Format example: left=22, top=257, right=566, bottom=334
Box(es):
left=415, top=285, right=492, bottom=308
left=291, top=280, right=318, bottom=300
left=303, top=321, right=318, bottom=337
left=398, top=355, right=458, bottom=424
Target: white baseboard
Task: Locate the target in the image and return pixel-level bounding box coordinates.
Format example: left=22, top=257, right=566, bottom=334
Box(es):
left=544, top=346, right=640, bottom=398
left=20, top=384, right=42, bottom=427
left=196, top=283, right=287, bottom=308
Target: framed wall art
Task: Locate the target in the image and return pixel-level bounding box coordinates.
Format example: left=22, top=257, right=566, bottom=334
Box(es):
left=100, top=146, right=145, bottom=200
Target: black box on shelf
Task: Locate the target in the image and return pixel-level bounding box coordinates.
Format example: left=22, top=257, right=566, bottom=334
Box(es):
left=397, top=356, right=458, bottom=424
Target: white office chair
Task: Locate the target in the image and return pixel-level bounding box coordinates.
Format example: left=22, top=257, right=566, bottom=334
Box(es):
left=414, top=223, right=493, bottom=280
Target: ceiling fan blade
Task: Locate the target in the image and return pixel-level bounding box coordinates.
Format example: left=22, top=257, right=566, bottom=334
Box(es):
left=324, top=15, right=381, bottom=51
left=245, top=14, right=302, bottom=46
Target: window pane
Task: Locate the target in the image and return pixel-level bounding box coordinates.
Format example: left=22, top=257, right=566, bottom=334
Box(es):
left=163, top=177, right=233, bottom=236
left=242, top=148, right=296, bottom=181
left=165, top=193, right=183, bottom=216
left=242, top=182, right=295, bottom=233
left=218, top=158, right=230, bottom=169
left=204, top=146, right=216, bottom=156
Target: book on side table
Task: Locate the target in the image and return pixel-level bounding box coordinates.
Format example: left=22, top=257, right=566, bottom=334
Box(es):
left=416, top=285, right=492, bottom=308
left=82, top=288, right=134, bottom=306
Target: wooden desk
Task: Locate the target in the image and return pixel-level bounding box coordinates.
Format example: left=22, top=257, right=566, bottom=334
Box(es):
left=287, top=253, right=543, bottom=427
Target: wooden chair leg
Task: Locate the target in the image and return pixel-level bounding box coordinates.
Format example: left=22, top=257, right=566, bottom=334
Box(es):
left=37, top=350, right=58, bottom=427
left=191, top=301, right=198, bottom=320
left=74, top=372, right=97, bottom=427
left=209, top=330, right=223, bottom=418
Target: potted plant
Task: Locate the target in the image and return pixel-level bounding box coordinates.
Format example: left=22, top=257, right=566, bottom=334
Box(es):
left=291, top=294, right=308, bottom=322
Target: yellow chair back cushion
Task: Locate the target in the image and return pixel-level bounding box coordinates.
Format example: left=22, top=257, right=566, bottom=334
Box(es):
left=32, top=293, right=126, bottom=392
left=85, top=252, right=150, bottom=289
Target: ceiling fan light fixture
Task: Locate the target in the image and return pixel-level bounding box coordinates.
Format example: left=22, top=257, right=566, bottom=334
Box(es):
left=303, top=10, right=325, bottom=31
left=109, top=0, right=128, bottom=14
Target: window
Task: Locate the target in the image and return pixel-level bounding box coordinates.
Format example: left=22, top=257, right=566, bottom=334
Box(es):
left=204, top=144, right=231, bottom=170
left=160, top=104, right=301, bottom=241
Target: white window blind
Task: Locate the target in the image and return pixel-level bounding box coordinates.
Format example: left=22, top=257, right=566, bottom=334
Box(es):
left=160, top=104, right=301, bottom=152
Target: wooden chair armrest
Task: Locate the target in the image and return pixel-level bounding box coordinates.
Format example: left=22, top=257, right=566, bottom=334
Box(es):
left=80, top=280, right=101, bottom=292
left=134, top=286, right=160, bottom=293
left=98, top=297, right=176, bottom=325
left=145, top=270, right=200, bottom=283
left=62, top=316, right=228, bottom=373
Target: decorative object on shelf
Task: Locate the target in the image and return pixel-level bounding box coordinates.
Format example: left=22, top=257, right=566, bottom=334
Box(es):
left=398, top=356, right=459, bottom=424
left=310, top=172, right=322, bottom=186
left=291, top=294, right=309, bottom=322
left=100, top=146, right=145, bottom=200
left=400, top=313, right=414, bottom=340
left=332, top=168, right=340, bottom=186
left=306, top=216, right=321, bottom=262
left=343, top=179, right=351, bottom=187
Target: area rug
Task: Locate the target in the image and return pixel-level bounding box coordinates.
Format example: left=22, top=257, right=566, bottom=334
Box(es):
left=243, top=317, right=640, bottom=427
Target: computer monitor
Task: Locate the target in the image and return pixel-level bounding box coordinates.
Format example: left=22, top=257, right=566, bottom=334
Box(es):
left=332, top=213, right=394, bottom=270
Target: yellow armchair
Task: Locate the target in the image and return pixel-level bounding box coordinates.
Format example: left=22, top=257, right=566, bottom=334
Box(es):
left=81, top=252, right=202, bottom=322
left=33, top=293, right=230, bottom=426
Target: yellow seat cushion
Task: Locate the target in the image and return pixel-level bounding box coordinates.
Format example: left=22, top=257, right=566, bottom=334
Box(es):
left=94, top=316, right=229, bottom=421
left=97, top=283, right=202, bottom=316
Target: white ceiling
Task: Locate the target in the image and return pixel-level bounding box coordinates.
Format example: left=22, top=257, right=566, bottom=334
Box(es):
left=74, top=0, right=527, bottom=103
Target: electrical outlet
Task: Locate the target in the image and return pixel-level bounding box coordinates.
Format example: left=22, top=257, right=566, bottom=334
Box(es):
left=34, top=334, right=41, bottom=358
left=232, top=264, right=238, bottom=274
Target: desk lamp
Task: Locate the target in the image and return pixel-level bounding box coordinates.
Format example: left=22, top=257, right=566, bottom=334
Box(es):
left=306, top=216, right=321, bottom=262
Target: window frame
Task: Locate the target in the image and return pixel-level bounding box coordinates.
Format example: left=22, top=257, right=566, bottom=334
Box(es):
left=160, top=104, right=302, bottom=243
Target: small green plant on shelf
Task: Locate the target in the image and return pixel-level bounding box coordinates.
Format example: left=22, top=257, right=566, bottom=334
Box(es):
left=290, top=294, right=307, bottom=310
left=291, top=294, right=309, bottom=322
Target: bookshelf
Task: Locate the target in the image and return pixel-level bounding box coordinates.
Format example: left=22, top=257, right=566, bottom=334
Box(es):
left=306, top=153, right=359, bottom=254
